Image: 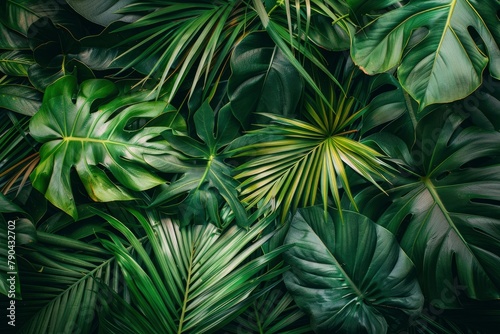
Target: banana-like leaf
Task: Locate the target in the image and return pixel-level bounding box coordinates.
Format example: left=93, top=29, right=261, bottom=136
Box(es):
left=352, top=0, right=500, bottom=109
left=284, top=206, right=424, bottom=333
left=0, top=51, right=34, bottom=77
left=94, top=207, right=289, bottom=334
left=360, top=111, right=500, bottom=307
left=29, top=75, right=184, bottom=220
left=228, top=32, right=303, bottom=129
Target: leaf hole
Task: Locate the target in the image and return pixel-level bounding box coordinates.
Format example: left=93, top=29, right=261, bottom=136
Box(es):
left=467, top=26, right=485, bottom=51
left=460, top=156, right=495, bottom=169
left=435, top=170, right=450, bottom=181
left=470, top=198, right=500, bottom=206
left=395, top=213, right=412, bottom=243
left=366, top=84, right=397, bottom=104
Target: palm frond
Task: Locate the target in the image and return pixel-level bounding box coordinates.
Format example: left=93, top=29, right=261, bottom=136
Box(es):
left=112, top=1, right=257, bottom=101
left=93, top=207, right=290, bottom=333
left=231, top=83, right=392, bottom=221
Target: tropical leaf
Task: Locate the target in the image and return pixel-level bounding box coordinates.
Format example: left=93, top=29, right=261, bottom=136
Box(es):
left=351, top=0, right=500, bottom=109
left=228, top=32, right=303, bottom=129
left=0, top=0, right=82, bottom=37
left=0, top=111, right=38, bottom=195
left=0, top=84, right=42, bottom=116
left=66, top=0, right=137, bottom=26
left=29, top=75, right=185, bottom=220
left=230, top=84, right=391, bottom=221
left=0, top=193, right=35, bottom=298
left=11, top=205, right=128, bottom=334
left=359, top=110, right=500, bottom=307
left=110, top=0, right=258, bottom=101
left=224, top=285, right=312, bottom=334
left=0, top=51, right=34, bottom=77
left=0, top=21, right=28, bottom=50
left=451, top=73, right=500, bottom=131
left=283, top=206, right=424, bottom=333
left=94, top=207, right=289, bottom=334
left=149, top=102, right=247, bottom=227
left=359, top=73, right=421, bottom=147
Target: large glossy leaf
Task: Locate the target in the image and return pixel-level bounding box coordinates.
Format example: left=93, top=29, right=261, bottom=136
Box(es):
left=352, top=0, right=500, bottom=109
left=228, top=32, right=303, bottom=128
left=94, top=207, right=289, bottom=334
left=29, top=75, right=183, bottom=220
left=283, top=206, right=423, bottom=333
left=360, top=111, right=500, bottom=307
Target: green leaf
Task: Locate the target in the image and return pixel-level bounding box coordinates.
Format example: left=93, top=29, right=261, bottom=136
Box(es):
left=0, top=21, right=28, bottom=50
left=352, top=0, right=500, bottom=109
left=0, top=51, right=34, bottom=76
left=0, top=84, right=42, bottom=116
left=228, top=32, right=303, bottom=129
left=154, top=102, right=246, bottom=227
left=0, top=193, right=34, bottom=298
left=360, top=110, right=500, bottom=307
left=193, top=101, right=216, bottom=153
left=0, top=0, right=78, bottom=37
left=29, top=75, right=180, bottom=219
left=94, top=207, right=289, bottom=334
left=284, top=206, right=424, bottom=333
left=13, top=206, right=125, bottom=334
left=345, top=0, right=401, bottom=15
left=66, top=0, right=137, bottom=26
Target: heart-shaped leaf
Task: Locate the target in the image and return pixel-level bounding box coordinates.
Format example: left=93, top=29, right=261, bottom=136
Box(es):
left=352, top=0, right=500, bottom=109
left=284, top=206, right=423, bottom=333
left=29, top=75, right=183, bottom=219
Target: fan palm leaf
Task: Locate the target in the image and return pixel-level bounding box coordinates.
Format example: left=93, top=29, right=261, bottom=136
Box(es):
left=231, top=84, right=392, bottom=220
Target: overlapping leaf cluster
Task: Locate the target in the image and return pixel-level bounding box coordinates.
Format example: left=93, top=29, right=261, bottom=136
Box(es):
left=1, top=1, right=500, bottom=333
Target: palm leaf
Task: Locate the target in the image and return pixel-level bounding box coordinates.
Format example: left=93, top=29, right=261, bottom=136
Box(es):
left=230, top=84, right=391, bottom=220
left=93, top=206, right=290, bottom=333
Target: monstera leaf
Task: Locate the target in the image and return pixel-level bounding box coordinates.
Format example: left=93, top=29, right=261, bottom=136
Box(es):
left=360, top=111, right=500, bottom=307
left=284, top=206, right=423, bottom=333
left=351, top=0, right=500, bottom=109
left=29, top=75, right=184, bottom=220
